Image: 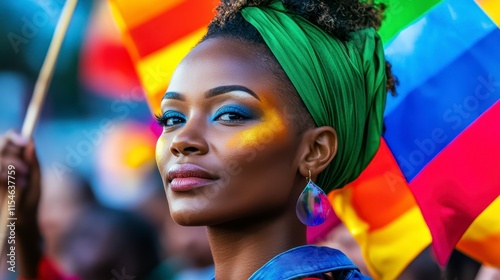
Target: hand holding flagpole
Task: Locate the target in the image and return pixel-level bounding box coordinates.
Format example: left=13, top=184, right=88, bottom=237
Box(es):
left=0, top=0, right=79, bottom=261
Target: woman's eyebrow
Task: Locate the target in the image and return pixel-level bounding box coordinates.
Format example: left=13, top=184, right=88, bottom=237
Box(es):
left=162, top=91, right=185, bottom=101
left=205, top=85, right=260, bottom=101
left=162, top=85, right=260, bottom=101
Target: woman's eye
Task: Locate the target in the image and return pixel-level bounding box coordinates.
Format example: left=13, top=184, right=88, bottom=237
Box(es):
left=165, top=117, right=185, bottom=126
left=155, top=111, right=186, bottom=127
left=213, top=106, right=253, bottom=123
left=217, top=112, right=247, bottom=122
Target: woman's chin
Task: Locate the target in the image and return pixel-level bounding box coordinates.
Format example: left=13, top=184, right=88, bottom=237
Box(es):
left=170, top=206, right=240, bottom=227
left=169, top=207, right=218, bottom=226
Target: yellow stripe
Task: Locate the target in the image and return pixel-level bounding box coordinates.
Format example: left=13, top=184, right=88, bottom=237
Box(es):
left=367, top=207, right=432, bottom=280
left=108, top=0, right=185, bottom=29
left=332, top=189, right=431, bottom=280
left=331, top=189, right=369, bottom=242
left=331, top=189, right=373, bottom=273
left=476, top=0, right=500, bottom=27
left=461, top=197, right=500, bottom=240
left=457, top=196, right=500, bottom=266
left=136, top=28, right=207, bottom=114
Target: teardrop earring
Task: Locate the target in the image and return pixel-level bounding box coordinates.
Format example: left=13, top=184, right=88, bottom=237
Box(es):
left=296, top=170, right=333, bottom=226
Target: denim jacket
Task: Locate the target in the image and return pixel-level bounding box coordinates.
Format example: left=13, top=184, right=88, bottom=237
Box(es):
left=211, top=245, right=371, bottom=280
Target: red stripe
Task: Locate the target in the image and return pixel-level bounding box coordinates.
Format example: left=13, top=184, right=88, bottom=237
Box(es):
left=349, top=139, right=415, bottom=231
left=409, top=100, right=500, bottom=265
left=129, top=0, right=215, bottom=58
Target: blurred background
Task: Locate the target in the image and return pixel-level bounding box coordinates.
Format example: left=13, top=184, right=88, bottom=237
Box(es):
left=0, top=1, right=214, bottom=279
left=0, top=0, right=156, bottom=207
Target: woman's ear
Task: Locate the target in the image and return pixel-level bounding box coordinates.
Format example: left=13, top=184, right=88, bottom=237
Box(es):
left=298, top=126, right=337, bottom=179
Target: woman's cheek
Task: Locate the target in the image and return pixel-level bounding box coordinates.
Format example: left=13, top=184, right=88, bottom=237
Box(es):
left=225, top=107, right=287, bottom=150
left=155, top=135, right=169, bottom=165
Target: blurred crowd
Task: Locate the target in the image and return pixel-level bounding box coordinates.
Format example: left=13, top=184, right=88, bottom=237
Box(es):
left=0, top=1, right=499, bottom=280
left=0, top=0, right=214, bottom=279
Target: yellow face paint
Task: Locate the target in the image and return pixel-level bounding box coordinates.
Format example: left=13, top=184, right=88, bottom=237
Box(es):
left=155, top=136, right=169, bottom=164
left=226, top=99, right=286, bottom=149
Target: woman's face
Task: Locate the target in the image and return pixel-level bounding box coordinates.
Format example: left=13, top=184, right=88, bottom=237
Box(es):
left=156, top=37, right=305, bottom=226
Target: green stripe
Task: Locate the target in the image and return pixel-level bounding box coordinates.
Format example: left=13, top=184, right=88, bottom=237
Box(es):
left=378, top=0, right=442, bottom=43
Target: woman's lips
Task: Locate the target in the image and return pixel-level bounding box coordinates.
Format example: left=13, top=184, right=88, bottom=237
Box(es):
left=167, top=163, right=218, bottom=192
left=170, top=177, right=216, bottom=192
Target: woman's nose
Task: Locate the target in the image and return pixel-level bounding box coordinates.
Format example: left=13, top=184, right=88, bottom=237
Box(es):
left=169, top=119, right=209, bottom=157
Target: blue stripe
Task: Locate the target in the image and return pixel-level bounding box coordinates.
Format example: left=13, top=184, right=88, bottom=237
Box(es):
left=383, top=0, right=497, bottom=116
left=384, top=29, right=500, bottom=182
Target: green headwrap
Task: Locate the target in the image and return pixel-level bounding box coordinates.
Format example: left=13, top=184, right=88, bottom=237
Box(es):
left=241, top=1, right=387, bottom=193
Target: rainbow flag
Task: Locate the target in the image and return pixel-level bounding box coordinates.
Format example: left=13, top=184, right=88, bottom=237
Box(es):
left=383, top=0, right=500, bottom=265
left=333, top=0, right=500, bottom=277
left=331, top=139, right=432, bottom=279
left=109, top=0, right=500, bottom=278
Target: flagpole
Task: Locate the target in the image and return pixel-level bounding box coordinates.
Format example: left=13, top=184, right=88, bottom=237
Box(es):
left=0, top=0, right=79, bottom=260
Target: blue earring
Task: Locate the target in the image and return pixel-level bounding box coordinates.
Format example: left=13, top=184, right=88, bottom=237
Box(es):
left=296, top=170, right=333, bottom=226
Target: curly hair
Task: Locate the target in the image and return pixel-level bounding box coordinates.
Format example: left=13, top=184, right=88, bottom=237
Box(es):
left=202, top=0, right=398, bottom=131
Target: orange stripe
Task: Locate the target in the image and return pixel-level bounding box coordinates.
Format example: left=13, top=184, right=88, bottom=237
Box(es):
left=144, top=89, right=165, bottom=116
left=128, top=0, right=216, bottom=58
left=457, top=234, right=500, bottom=267
left=109, top=0, right=185, bottom=29
left=456, top=196, right=500, bottom=266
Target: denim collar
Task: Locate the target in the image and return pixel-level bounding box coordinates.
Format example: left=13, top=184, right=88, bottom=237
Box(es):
left=210, top=245, right=363, bottom=280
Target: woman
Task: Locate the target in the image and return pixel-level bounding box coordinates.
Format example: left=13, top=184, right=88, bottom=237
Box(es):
left=155, top=0, right=396, bottom=279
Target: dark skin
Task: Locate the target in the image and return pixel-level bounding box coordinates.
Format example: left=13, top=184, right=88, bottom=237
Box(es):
left=0, top=130, right=42, bottom=278
left=156, top=37, right=338, bottom=279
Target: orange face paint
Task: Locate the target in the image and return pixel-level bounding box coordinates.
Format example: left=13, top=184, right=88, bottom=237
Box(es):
left=226, top=99, right=286, bottom=149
